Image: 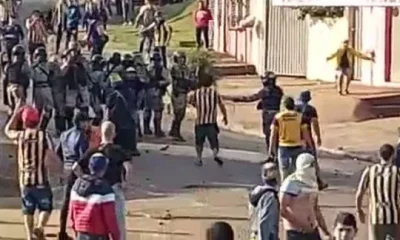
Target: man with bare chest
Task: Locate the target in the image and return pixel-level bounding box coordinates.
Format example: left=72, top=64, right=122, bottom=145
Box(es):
left=280, top=153, right=331, bottom=240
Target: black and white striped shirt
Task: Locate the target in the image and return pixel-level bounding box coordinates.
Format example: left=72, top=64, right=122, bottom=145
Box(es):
left=188, top=87, right=221, bottom=125
left=17, top=130, right=53, bottom=187
left=358, top=163, right=400, bottom=224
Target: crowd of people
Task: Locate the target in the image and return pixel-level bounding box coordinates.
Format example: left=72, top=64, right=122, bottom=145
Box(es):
left=0, top=0, right=393, bottom=239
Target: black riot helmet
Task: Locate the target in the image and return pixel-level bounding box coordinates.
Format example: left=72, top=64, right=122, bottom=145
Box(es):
left=109, top=52, right=121, bottom=66
left=122, top=53, right=134, bottom=68
left=261, top=71, right=277, bottom=87
left=12, top=44, right=25, bottom=56
left=33, top=47, right=47, bottom=62
left=91, top=54, right=104, bottom=70
left=11, top=45, right=25, bottom=62
left=173, top=51, right=186, bottom=64
left=150, top=52, right=162, bottom=62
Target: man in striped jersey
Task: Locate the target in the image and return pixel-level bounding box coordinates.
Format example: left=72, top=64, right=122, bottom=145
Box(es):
left=188, top=73, right=228, bottom=166
left=356, top=144, right=400, bottom=240
left=26, top=10, right=48, bottom=62
left=139, top=11, right=172, bottom=67
left=4, top=103, right=60, bottom=240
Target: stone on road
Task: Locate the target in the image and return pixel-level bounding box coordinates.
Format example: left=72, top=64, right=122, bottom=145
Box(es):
left=0, top=144, right=370, bottom=239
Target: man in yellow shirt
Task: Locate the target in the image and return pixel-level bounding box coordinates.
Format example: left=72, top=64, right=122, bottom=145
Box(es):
left=269, top=97, right=312, bottom=182
left=326, top=40, right=374, bottom=95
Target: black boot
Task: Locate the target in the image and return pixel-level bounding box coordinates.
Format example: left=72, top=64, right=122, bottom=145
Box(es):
left=143, top=118, right=153, bottom=135
left=143, top=109, right=153, bottom=135
left=174, top=120, right=185, bottom=142
left=169, top=120, right=178, bottom=137
left=153, top=113, right=165, bottom=138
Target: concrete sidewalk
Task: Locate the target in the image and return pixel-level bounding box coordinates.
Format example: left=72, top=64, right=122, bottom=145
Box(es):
left=191, top=76, right=400, bottom=162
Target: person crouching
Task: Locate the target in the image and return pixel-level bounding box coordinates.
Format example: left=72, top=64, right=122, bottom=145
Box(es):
left=69, top=153, right=120, bottom=240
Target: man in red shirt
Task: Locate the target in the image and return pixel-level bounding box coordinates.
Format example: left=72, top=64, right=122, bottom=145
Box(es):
left=69, top=153, right=120, bottom=240
left=193, top=0, right=212, bottom=49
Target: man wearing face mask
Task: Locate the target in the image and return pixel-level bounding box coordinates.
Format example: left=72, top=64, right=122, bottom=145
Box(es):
left=280, top=153, right=331, bottom=240
left=144, top=51, right=170, bottom=137
left=223, top=71, right=283, bottom=154
left=31, top=47, right=54, bottom=130
left=3, top=45, right=30, bottom=115
left=248, top=162, right=280, bottom=240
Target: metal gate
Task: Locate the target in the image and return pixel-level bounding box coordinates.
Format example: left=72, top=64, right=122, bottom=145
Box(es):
left=265, top=4, right=309, bottom=76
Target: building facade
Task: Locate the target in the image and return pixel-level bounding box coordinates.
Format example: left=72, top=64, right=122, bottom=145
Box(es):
left=212, top=0, right=309, bottom=76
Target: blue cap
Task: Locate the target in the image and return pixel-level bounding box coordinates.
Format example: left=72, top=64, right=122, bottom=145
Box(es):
left=89, top=153, right=109, bottom=174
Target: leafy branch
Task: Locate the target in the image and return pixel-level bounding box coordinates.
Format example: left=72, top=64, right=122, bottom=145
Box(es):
left=295, top=7, right=345, bottom=20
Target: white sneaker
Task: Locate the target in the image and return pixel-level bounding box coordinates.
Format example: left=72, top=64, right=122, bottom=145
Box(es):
left=122, top=22, right=127, bottom=26
left=128, top=21, right=133, bottom=25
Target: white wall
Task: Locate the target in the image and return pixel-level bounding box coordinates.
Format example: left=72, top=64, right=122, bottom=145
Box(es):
left=249, top=0, right=267, bottom=74
left=306, top=18, right=349, bottom=82
left=360, top=7, right=386, bottom=86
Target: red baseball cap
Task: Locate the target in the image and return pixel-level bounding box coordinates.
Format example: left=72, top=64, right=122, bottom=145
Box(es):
left=21, top=106, right=40, bottom=128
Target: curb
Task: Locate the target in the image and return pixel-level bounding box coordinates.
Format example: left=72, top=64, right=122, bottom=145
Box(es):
left=186, top=106, right=376, bottom=163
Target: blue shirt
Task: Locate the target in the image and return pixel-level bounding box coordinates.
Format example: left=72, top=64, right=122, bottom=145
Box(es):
left=57, top=127, right=89, bottom=170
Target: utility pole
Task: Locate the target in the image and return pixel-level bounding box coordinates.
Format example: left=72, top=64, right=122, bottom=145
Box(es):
left=348, top=7, right=356, bottom=80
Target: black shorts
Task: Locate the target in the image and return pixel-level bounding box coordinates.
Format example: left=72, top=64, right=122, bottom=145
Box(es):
left=21, top=185, right=53, bottom=215
left=195, top=123, right=219, bottom=149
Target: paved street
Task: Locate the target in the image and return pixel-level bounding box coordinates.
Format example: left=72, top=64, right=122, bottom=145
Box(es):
left=0, top=141, right=370, bottom=239
left=0, top=1, right=382, bottom=239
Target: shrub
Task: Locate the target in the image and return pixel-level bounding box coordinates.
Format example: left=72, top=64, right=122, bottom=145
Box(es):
left=296, top=7, right=345, bottom=20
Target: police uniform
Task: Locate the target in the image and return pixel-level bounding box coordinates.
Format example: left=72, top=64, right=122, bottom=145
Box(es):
left=3, top=45, right=30, bottom=113
left=225, top=71, right=283, bottom=152
left=144, top=52, right=170, bottom=137
left=31, top=48, right=54, bottom=130
left=133, top=52, right=149, bottom=136
left=88, top=55, right=107, bottom=126
left=169, top=51, right=193, bottom=141
left=61, top=47, right=90, bottom=127
left=48, top=57, right=67, bottom=136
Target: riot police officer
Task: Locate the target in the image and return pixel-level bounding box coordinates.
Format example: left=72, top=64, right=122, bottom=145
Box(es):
left=105, top=52, right=123, bottom=89
left=132, top=51, right=149, bottom=137
left=61, top=43, right=90, bottom=128
left=89, top=54, right=107, bottom=126
left=31, top=47, right=54, bottom=130
left=144, top=51, right=170, bottom=137
left=49, top=53, right=67, bottom=136
left=169, top=51, right=193, bottom=141
left=2, top=45, right=30, bottom=115
left=223, top=71, right=283, bottom=153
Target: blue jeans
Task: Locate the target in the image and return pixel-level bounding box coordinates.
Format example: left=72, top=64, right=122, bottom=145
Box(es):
left=278, top=146, right=303, bottom=181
